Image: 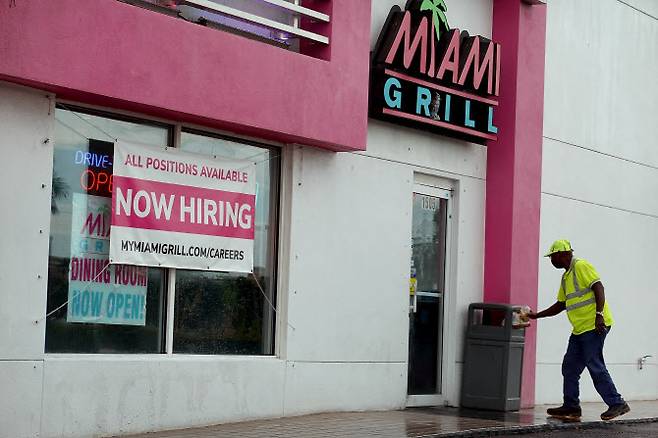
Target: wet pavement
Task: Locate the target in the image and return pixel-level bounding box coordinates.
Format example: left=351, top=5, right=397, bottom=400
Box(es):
left=123, top=400, right=658, bottom=437
left=494, top=422, right=658, bottom=437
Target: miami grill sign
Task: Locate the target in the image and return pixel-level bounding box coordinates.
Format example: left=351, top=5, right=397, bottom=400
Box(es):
left=370, top=0, right=501, bottom=144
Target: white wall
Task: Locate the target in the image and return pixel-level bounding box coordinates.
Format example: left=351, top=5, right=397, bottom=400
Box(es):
left=281, top=145, right=411, bottom=415
left=537, top=0, right=658, bottom=404
left=0, top=83, right=52, bottom=438
left=41, top=357, right=286, bottom=437
left=0, top=84, right=53, bottom=360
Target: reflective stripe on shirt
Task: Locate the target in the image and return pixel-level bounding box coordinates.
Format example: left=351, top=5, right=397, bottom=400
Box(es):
left=563, top=258, right=595, bottom=313
left=566, top=297, right=596, bottom=311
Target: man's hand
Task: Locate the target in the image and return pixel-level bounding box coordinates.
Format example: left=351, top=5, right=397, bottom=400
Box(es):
left=527, top=311, right=538, bottom=320
left=595, top=313, right=606, bottom=334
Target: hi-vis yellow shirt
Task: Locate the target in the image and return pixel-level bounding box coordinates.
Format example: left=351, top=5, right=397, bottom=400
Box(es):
left=557, top=258, right=614, bottom=335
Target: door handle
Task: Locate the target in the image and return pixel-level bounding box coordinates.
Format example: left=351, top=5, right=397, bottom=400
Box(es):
left=409, top=292, right=418, bottom=313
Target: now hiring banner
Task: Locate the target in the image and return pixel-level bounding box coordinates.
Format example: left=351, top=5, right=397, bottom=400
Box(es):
left=109, top=141, right=256, bottom=273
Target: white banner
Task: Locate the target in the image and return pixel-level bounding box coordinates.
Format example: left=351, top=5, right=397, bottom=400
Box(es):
left=109, top=141, right=256, bottom=272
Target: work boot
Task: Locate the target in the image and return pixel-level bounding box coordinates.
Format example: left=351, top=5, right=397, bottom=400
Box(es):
left=600, top=402, right=630, bottom=420
left=546, top=405, right=582, bottom=420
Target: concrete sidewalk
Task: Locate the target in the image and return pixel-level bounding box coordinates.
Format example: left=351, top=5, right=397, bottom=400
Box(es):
left=122, top=400, right=658, bottom=437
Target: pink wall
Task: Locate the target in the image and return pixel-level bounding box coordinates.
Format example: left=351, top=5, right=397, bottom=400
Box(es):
left=0, top=0, right=370, bottom=152
left=486, top=1, right=547, bottom=407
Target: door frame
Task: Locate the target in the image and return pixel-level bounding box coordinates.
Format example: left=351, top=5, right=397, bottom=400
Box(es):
left=406, top=178, right=455, bottom=408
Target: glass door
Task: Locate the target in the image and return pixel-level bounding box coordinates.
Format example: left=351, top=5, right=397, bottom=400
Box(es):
left=407, top=187, right=449, bottom=401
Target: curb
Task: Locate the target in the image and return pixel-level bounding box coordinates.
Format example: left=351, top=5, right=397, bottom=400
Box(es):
left=433, top=416, right=658, bottom=437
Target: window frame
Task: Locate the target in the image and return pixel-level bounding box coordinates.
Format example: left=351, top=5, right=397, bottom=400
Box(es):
left=46, top=101, right=283, bottom=358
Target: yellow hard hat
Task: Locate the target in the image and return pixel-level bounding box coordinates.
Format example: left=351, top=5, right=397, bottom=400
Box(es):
left=544, top=239, right=573, bottom=257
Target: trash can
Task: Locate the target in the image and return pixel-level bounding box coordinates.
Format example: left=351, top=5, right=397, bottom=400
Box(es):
left=460, top=303, right=526, bottom=411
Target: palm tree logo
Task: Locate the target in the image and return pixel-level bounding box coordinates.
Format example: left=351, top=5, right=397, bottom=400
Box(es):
left=419, top=0, right=449, bottom=42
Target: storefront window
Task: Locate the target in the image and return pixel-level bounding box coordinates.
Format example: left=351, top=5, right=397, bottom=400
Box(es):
left=46, top=107, right=170, bottom=353
left=46, top=108, right=279, bottom=355
left=173, top=131, right=279, bottom=355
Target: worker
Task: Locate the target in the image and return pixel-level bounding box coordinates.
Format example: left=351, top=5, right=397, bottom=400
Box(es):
left=528, top=239, right=630, bottom=421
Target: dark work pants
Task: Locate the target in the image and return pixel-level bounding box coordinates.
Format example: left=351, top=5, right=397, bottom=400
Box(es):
left=562, top=328, right=624, bottom=408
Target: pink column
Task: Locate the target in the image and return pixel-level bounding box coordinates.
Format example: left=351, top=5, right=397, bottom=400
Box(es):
left=485, top=1, right=547, bottom=407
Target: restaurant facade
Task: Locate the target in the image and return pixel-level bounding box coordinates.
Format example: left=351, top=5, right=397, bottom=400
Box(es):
left=0, top=1, right=656, bottom=437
